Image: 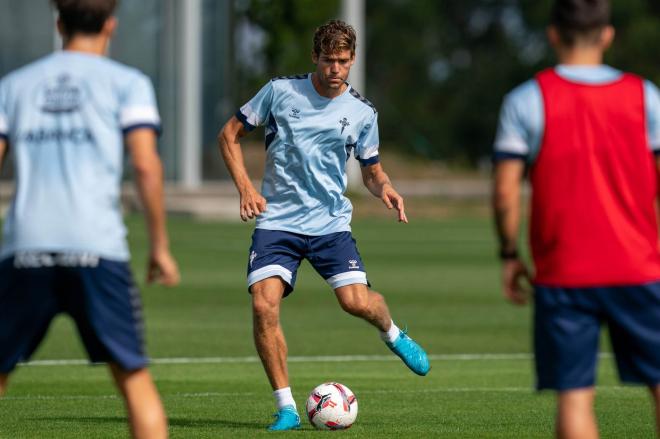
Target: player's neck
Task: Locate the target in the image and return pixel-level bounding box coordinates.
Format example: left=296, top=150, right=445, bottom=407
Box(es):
left=556, top=47, right=604, bottom=66
left=311, top=72, right=347, bottom=99
left=62, top=35, right=110, bottom=57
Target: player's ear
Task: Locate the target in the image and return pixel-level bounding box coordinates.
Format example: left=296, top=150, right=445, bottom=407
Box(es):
left=546, top=25, right=561, bottom=50
left=103, top=16, right=117, bottom=38
left=56, top=17, right=67, bottom=39
left=311, top=51, right=319, bottom=65
left=600, top=25, right=615, bottom=51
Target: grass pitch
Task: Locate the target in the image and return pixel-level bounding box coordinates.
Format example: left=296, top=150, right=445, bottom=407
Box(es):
left=0, top=216, right=656, bottom=438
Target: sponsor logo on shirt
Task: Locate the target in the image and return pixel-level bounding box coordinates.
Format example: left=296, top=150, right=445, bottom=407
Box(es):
left=20, top=128, right=94, bottom=144
left=36, top=74, right=85, bottom=113
left=289, top=107, right=301, bottom=119
left=348, top=259, right=359, bottom=270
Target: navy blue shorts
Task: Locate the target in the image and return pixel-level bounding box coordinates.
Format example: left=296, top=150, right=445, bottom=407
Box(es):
left=247, top=229, right=369, bottom=296
left=0, top=253, right=147, bottom=373
left=534, top=283, right=660, bottom=391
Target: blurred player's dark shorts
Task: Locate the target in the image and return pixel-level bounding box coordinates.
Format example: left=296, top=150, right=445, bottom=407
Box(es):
left=246, top=229, right=369, bottom=296
left=534, top=282, right=660, bottom=391
left=0, top=253, right=147, bottom=373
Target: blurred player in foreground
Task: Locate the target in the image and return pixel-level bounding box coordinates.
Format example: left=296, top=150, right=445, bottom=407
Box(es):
left=492, top=0, right=660, bottom=437
left=0, top=1, right=179, bottom=438
left=219, top=19, right=429, bottom=431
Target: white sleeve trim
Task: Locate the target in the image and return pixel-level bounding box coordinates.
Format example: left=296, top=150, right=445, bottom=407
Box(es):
left=247, top=264, right=293, bottom=287
left=359, top=144, right=379, bottom=159
left=239, top=103, right=262, bottom=127
left=120, top=106, right=160, bottom=128
left=326, top=271, right=368, bottom=289
left=494, top=134, right=530, bottom=155
left=0, top=114, right=7, bottom=135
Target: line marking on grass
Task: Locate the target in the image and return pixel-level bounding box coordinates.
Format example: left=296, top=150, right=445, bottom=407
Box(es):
left=20, top=352, right=614, bottom=367
left=0, top=385, right=641, bottom=402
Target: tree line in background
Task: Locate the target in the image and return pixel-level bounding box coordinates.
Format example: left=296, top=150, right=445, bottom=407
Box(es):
left=234, top=0, right=660, bottom=166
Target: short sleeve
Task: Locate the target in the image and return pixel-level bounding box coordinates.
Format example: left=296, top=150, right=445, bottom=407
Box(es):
left=120, top=73, right=161, bottom=135
left=493, top=80, right=544, bottom=163
left=0, top=79, right=8, bottom=140
left=236, top=81, right=274, bottom=131
left=644, top=80, right=660, bottom=153
left=355, top=112, right=379, bottom=166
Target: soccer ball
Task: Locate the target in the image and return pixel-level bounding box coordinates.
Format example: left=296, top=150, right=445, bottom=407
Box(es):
left=306, top=382, right=358, bottom=430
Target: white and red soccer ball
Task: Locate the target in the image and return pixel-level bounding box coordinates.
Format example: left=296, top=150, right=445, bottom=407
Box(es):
left=306, top=382, right=358, bottom=430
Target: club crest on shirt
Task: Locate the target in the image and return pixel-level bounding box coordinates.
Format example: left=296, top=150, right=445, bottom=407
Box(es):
left=339, top=117, right=350, bottom=134
left=289, top=107, right=301, bottom=119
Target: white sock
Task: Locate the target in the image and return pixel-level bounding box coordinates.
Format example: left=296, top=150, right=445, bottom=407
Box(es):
left=380, top=320, right=401, bottom=344
left=273, top=386, right=296, bottom=410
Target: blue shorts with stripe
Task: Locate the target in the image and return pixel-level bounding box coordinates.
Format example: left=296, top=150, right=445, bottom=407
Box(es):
left=247, top=229, right=369, bottom=296
left=534, top=282, right=660, bottom=391
left=0, top=253, right=147, bottom=373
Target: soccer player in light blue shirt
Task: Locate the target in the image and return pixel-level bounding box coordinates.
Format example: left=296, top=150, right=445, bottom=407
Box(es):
left=0, top=1, right=178, bottom=438
left=219, top=20, right=430, bottom=431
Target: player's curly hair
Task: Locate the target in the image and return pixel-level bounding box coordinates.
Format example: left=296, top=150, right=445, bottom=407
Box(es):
left=313, top=20, right=356, bottom=57
left=52, top=0, right=118, bottom=35
left=551, top=0, right=610, bottom=46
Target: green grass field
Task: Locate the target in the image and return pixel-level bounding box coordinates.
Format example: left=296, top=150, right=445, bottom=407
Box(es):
left=0, top=216, right=656, bottom=438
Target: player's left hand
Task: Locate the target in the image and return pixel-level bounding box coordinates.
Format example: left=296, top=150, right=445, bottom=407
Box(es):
left=501, top=259, right=531, bottom=305
left=147, top=249, right=181, bottom=287
left=381, top=184, right=408, bottom=223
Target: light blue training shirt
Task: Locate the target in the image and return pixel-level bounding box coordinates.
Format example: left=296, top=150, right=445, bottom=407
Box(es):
left=236, top=73, right=379, bottom=236
left=494, top=65, right=660, bottom=163
left=0, top=51, right=161, bottom=261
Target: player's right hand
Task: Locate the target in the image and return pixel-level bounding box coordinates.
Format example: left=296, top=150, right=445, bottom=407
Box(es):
left=239, top=188, right=267, bottom=221
left=147, top=249, right=180, bottom=287
left=501, top=259, right=531, bottom=305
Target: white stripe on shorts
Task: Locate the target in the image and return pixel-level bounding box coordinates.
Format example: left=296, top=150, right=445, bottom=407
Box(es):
left=326, top=271, right=368, bottom=289
left=247, top=264, right=293, bottom=288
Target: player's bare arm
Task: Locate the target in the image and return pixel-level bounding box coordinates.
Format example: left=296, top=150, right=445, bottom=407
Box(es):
left=492, top=160, right=530, bottom=305
left=126, top=128, right=180, bottom=287
left=361, top=163, right=408, bottom=223
left=218, top=116, right=267, bottom=221
left=0, top=139, right=6, bottom=169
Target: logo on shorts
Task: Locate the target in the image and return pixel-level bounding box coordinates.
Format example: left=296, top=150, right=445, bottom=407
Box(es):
left=289, top=107, right=301, bottom=119
left=249, top=250, right=257, bottom=268
left=348, top=259, right=359, bottom=270
left=339, top=117, right=350, bottom=134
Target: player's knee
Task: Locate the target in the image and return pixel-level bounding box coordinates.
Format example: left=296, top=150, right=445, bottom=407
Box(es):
left=339, top=295, right=370, bottom=316
left=252, top=294, right=279, bottom=320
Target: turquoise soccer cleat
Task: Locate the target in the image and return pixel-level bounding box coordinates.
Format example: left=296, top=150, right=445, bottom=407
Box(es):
left=386, top=330, right=430, bottom=376
left=268, top=405, right=301, bottom=431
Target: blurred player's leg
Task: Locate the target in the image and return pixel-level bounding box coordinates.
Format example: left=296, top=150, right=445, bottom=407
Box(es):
left=0, top=374, right=7, bottom=395
left=556, top=388, right=597, bottom=439
left=109, top=364, right=167, bottom=439
left=652, top=385, right=660, bottom=436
